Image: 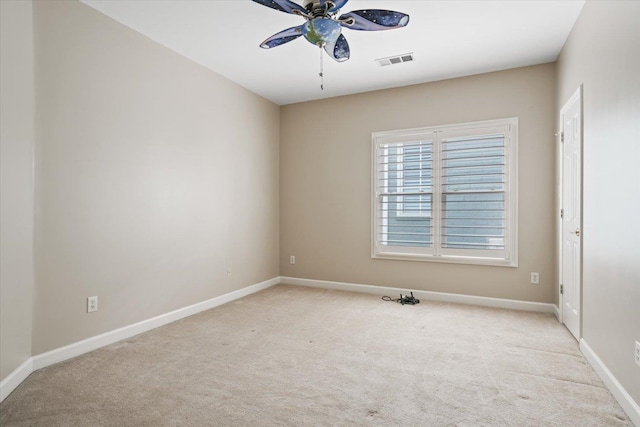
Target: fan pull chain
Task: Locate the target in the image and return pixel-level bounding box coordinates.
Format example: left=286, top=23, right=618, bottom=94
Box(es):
left=319, top=45, right=324, bottom=91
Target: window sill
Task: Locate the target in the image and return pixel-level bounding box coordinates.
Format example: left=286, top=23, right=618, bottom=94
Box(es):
left=372, top=252, right=517, bottom=268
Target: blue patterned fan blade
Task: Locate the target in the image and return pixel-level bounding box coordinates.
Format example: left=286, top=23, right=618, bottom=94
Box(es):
left=339, top=10, right=410, bottom=31
left=251, top=0, right=307, bottom=15
left=259, top=25, right=304, bottom=49
left=324, top=33, right=350, bottom=62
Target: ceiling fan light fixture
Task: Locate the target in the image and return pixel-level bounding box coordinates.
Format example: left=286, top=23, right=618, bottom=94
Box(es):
left=302, top=18, right=342, bottom=46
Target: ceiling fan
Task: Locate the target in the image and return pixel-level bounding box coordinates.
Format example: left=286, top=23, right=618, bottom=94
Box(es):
left=251, top=0, right=410, bottom=84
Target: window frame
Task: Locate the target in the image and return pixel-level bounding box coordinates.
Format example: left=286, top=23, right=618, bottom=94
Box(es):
left=371, top=118, right=518, bottom=267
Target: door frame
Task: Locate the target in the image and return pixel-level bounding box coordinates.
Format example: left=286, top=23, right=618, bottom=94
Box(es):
left=557, top=85, right=583, bottom=335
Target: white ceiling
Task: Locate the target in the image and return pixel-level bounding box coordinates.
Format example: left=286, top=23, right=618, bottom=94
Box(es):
left=81, top=0, right=584, bottom=106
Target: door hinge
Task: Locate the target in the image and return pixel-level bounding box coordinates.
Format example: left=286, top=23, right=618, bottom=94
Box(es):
left=560, top=208, right=564, bottom=219
left=556, top=131, right=564, bottom=143
left=560, top=284, right=564, bottom=295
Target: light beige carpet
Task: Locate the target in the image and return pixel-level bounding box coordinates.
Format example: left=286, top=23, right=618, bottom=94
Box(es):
left=0, top=285, right=632, bottom=426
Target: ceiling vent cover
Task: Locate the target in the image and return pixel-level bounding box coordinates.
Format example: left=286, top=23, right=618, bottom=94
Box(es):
left=376, top=53, right=414, bottom=67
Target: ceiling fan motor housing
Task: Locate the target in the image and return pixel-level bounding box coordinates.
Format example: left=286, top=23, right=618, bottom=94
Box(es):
left=303, top=0, right=338, bottom=17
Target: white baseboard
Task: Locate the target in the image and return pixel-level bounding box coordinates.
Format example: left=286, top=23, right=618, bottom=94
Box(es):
left=280, top=276, right=556, bottom=314
left=553, top=304, right=561, bottom=321
left=0, top=277, right=279, bottom=403
left=0, top=358, right=33, bottom=402
left=580, top=339, right=640, bottom=426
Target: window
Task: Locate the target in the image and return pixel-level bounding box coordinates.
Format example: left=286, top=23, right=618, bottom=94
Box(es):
left=372, top=118, right=517, bottom=266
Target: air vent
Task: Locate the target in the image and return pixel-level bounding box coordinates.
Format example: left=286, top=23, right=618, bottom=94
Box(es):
left=376, top=53, right=414, bottom=67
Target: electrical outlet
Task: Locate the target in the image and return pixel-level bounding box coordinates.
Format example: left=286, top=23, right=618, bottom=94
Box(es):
left=87, top=296, right=98, bottom=313
left=290, top=255, right=295, bottom=265
left=227, top=268, right=232, bottom=278
left=530, top=272, right=540, bottom=284
left=635, top=341, right=640, bottom=367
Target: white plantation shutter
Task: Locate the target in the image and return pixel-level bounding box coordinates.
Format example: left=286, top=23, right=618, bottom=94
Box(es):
left=375, top=138, right=434, bottom=255
left=372, top=119, right=517, bottom=266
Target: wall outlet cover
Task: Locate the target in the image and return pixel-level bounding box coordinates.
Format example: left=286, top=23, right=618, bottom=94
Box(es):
left=87, top=296, right=98, bottom=313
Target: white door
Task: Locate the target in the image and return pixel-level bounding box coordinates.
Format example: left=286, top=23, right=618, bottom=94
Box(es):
left=560, top=88, right=582, bottom=340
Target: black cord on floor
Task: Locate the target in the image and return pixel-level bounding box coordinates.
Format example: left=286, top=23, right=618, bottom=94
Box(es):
left=382, top=292, right=420, bottom=305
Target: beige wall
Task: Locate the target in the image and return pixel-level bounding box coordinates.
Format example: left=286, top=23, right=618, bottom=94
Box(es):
left=556, top=0, right=640, bottom=405
left=0, top=0, right=36, bottom=381
left=32, top=0, right=279, bottom=354
left=280, top=64, right=557, bottom=303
